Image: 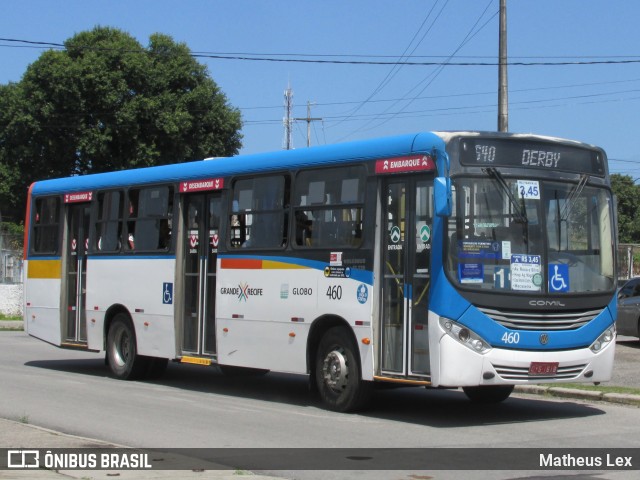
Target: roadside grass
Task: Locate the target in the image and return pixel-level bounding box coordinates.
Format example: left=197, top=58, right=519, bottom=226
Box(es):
left=0, top=313, right=23, bottom=331
left=544, top=383, right=640, bottom=396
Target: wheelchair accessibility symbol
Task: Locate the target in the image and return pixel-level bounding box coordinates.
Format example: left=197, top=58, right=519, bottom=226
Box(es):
left=163, top=282, right=173, bottom=304
left=548, top=264, right=569, bottom=293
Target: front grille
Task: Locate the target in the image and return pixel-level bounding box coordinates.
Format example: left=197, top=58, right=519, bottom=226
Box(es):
left=493, top=363, right=587, bottom=381
left=478, top=306, right=601, bottom=331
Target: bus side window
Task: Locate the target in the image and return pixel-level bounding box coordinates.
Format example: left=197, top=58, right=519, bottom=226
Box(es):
left=229, top=175, right=289, bottom=249
left=293, top=166, right=366, bottom=248
left=127, top=186, right=173, bottom=252
left=94, top=191, right=123, bottom=252
left=32, top=196, right=61, bottom=254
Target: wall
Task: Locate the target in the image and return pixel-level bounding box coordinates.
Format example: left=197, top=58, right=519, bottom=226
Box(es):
left=0, top=284, right=23, bottom=316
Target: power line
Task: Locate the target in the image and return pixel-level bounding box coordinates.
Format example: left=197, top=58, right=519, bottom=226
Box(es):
left=240, top=89, right=640, bottom=126
left=3, top=37, right=640, bottom=67
left=610, top=158, right=640, bottom=164
left=237, top=77, right=640, bottom=111
left=180, top=55, right=640, bottom=67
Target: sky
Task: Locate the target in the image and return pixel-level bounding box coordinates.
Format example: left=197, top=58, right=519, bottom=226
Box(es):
left=1, top=0, right=640, bottom=179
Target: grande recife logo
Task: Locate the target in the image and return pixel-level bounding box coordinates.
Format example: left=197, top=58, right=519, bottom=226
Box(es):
left=220, top=282, right=263, bottom=302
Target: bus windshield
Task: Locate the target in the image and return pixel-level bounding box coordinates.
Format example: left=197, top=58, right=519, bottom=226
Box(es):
left=446, top=175, right=615, bottom=294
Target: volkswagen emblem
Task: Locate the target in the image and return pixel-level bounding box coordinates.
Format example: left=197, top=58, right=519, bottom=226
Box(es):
left=539, top=333, right=549, bottom=345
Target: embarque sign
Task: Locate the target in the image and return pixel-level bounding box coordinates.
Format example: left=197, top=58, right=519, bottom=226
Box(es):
left=375, top=155, right=435, bottom=174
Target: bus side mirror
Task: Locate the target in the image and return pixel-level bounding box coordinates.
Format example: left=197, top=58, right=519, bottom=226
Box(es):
left=435, top=176, right=452, bottom=217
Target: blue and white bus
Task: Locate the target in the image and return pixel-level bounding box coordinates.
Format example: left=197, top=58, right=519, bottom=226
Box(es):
left=23, top=131, right=617, bottom=411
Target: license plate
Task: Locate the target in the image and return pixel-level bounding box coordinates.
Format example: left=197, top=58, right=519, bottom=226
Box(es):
left=529, top=362, right=559, bottom=376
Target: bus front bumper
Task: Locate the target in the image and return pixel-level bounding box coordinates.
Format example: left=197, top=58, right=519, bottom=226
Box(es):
left=429, top=321, right=616, bottom=388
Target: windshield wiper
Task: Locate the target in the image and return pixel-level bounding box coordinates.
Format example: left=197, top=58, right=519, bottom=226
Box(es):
left=560, top=174, right=588, bottom=221
left=482, top=167, right=528, bottom=224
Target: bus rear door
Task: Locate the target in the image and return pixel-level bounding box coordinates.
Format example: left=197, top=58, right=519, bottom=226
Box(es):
left=62, top=199, right=91, bottom=346
left=180, top=191, right=222, bottom=358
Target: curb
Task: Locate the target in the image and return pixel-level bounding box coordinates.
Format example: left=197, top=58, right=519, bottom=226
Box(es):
left=515, top=385, right=640, bottom=406
left=0, top=320, right=23, bottom=330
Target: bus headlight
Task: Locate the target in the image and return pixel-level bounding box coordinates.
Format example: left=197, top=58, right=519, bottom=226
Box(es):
left=439, top=317, right=492, bottom=355
left=589, top=325, right=616, bottom=353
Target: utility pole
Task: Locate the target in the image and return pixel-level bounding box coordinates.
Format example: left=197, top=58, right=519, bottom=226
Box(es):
left=498, top=0, right=508, bottom=132
left=295, top=102, right=322, bottom=147
left=283, top=85, right=294, bottom=150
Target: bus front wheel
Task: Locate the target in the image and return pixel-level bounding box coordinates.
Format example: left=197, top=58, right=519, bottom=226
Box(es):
left=106, top=314, right=148, bottom=380
left=462, top=385, right=514, bottom=403
left=315, top=326, right=371, bottom=412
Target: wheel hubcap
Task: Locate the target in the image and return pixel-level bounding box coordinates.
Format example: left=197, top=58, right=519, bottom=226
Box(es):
left=322, top=349, right=349, bottom=393
left=113, top=327, right=130, bottom=367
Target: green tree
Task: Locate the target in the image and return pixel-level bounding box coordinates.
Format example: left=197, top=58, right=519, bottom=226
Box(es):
left=0, top=82, right=32, bottom=223
left=0, top=27, right=242, bottom=222
left=611, top=173, right=640, bottom=243
left=0, top=222, right=24, bottom=251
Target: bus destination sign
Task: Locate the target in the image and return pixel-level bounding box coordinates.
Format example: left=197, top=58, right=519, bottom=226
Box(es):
left=460, top=138, right=604, bottom=176
left=375, top=154, right=435, bottom=174
left=64, top=191, right=93, bottom=203
left=179, top=178, right=225, bottom=193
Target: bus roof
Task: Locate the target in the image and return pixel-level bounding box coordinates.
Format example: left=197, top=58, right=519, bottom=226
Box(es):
left=31, top=132, right=445, bottom=196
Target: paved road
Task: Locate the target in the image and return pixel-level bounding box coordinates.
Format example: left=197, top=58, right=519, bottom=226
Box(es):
left=1, top=332, right=639, bottom=480
left=610, top=336, right=640, bottom=388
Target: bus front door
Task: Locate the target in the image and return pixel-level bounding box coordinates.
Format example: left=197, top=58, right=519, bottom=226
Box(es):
left=63, top=203, right=90, bottom=345
left=381, top=177, right=433, bottom=378
left=181, top=193, right=221, bottom=357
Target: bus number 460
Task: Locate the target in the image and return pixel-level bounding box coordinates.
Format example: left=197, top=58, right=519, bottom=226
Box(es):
left=326, top=285, right=342, bottom=300
left=502, top=332, right=520, bottom=344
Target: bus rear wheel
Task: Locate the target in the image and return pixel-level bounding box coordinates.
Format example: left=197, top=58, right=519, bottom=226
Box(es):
left=462, top=385, right=514, bottom=403
left=106, top=313, right=148, bottom=380
left=315, top=326, right=371, bottom=412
